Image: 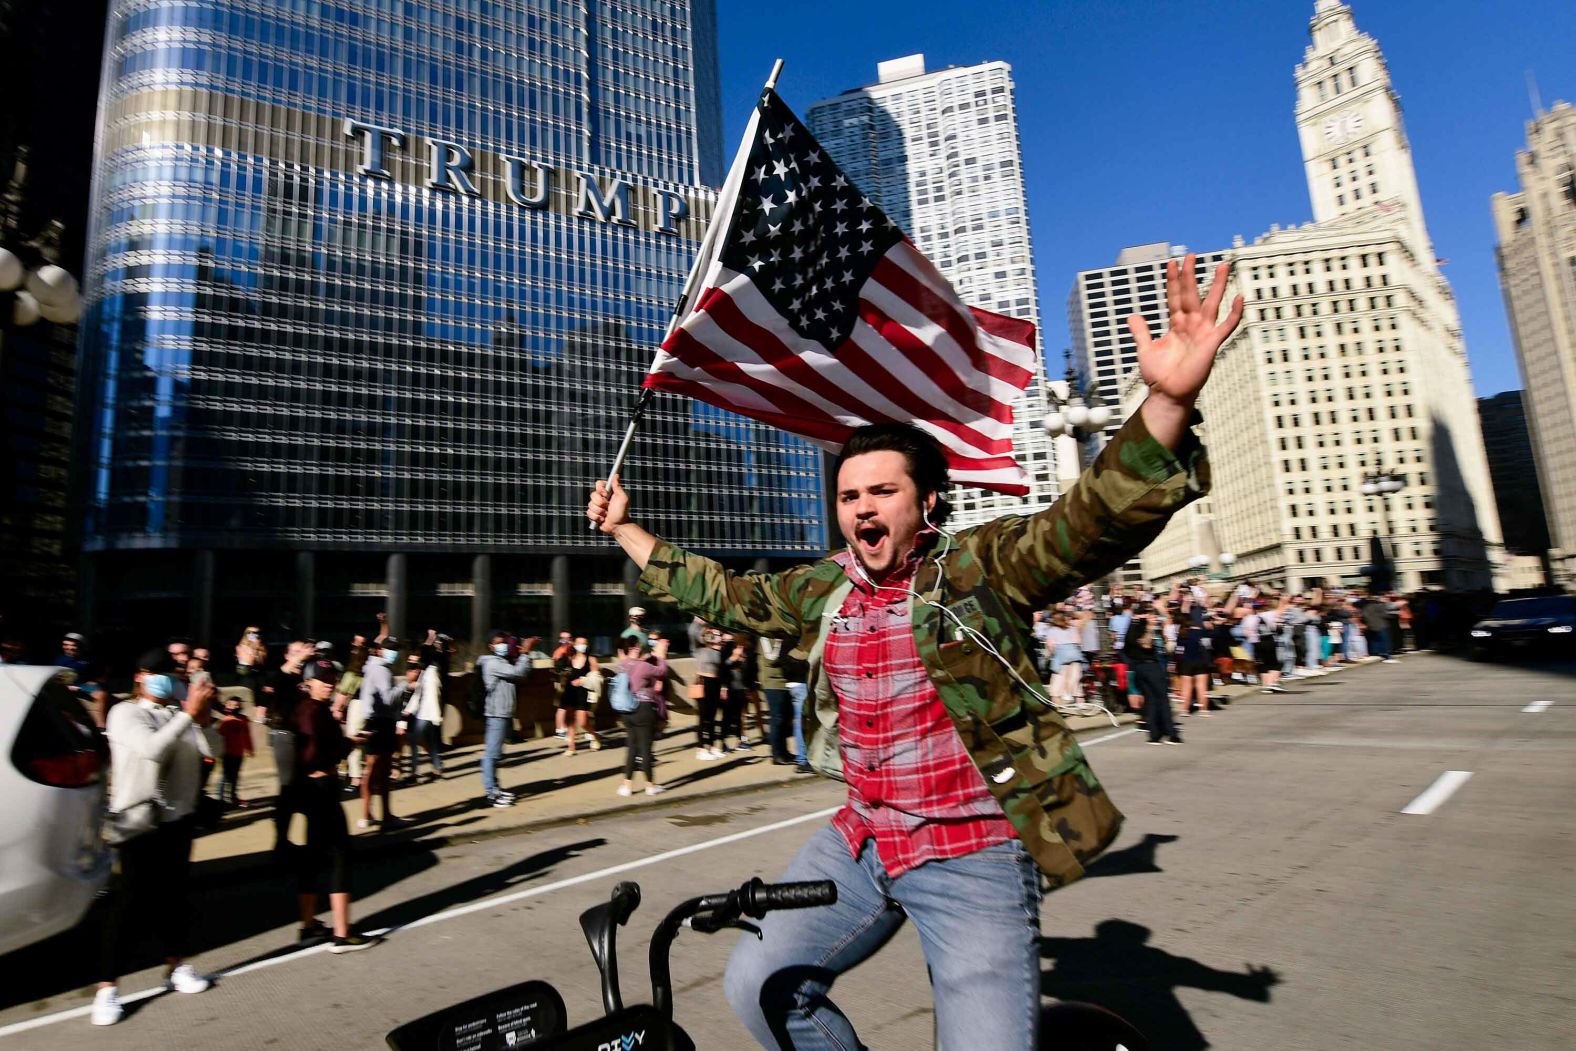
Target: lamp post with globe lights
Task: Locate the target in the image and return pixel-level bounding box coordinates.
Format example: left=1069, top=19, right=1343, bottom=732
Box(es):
left=1043, top=355, right=1114, bottom=444
left=1359, top=469, right=1406, bottom=592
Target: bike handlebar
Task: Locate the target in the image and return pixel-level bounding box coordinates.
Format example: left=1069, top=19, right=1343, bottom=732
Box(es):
left=740, top=878, right=838, bottom=917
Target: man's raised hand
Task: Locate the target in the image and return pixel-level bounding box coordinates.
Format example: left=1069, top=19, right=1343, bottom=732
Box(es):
left=1128, top=254, right=1244, bottom=410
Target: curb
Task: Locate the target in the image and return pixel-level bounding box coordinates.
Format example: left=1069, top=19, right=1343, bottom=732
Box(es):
left=189, top=714, right=1138, bottom=887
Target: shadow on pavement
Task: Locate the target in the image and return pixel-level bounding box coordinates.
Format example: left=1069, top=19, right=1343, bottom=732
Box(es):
left=1039, top=919, right=1279, bottom=1051
left=0, top=843, right=443, bottom=1009
left=1083, top=833, right=1179, bottom=879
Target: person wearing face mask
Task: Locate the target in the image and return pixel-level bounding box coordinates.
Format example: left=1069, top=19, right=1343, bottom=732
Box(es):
left=554, top=637, right=603, bottom=756
left=355, top=637, right=410, bottom=830
left=93, top=652, right=221, bottom=1027
left=550, top=631, right=574, bottom=738
left=475, top=631, right=536, bottom=808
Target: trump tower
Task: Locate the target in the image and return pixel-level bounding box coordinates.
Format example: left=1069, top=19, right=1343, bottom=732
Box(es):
left=76, top=0, right=826, bottom=651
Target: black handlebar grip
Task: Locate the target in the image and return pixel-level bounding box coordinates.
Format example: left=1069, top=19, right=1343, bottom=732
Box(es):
left=743, top=878, right=838, bottom=916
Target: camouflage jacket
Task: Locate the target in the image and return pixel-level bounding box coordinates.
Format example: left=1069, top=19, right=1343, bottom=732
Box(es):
left=638, top=412, right=1208, bottom=887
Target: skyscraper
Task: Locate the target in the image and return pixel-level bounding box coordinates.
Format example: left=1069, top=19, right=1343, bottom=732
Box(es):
left=806, top=55, right=1057, bottom=528
left=1492, top=101, right=1576, bottom=587
left=77, top=0, right=824, bottom=651
left=1476, top=391, right=1550, bottom=560
left=1135, top=0, right=1502, bottom=592
left=1067, top=242, right=1228, bottom=434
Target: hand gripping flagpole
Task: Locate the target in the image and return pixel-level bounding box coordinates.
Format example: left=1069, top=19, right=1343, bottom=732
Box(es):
left=593, top=61, right=784, bottom=529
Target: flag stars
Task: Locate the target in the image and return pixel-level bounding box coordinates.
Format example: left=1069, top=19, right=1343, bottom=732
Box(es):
left=766, top=222, right=783, bottom=239
left=772, top=158, right=790, bottom=179
left=857, top=218, right=874, bottom=233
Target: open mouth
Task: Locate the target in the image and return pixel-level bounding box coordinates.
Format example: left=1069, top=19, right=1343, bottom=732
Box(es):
left=855, top=523, right=888, bottom=556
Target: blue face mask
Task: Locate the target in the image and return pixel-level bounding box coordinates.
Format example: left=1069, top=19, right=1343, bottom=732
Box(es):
left=144, top=674, right=174, bottom=699
left=492, top=642, right=509, bottom=657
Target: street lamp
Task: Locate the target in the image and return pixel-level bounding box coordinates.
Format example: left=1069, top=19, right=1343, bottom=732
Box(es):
left=1044, top=354, right=1113, bottom=440
left=0, top=249, right=81, bottom=327
left=1359, top=469, right=1406, bottom=591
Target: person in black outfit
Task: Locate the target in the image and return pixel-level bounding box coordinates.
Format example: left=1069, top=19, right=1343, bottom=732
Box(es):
left=1125, top=606, right=1181, bottom=745
left=292, top=659, right=378, bottom=953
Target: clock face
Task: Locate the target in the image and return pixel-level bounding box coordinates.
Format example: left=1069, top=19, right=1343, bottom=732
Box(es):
left=1323, top=110, right=1364, bottom=144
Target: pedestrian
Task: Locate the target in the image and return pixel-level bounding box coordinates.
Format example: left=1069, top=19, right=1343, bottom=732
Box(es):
left=257, top=638, right=312, bottom=847
left=216, top=696, right=254, bottom=806
left=1045, top=610, right=1084, bottom=703
left=401, top=650, right=445, bottom=781
left=721, top=633, right=757, bottom=751
left=691, top=627, right=725, bottom=760
left=1079, top=607, right=1101, bottom=666
left=616, top=634, right=669, bottom=797
left=1362, top=593, right=1396, bottom=661
left=475, top=630, right=535, bottom=807
left=355, top=636, right=410, bottom=830
left=93, top=651, right=220, bottom=1027
left=56, top=631, right=90, bottom=685
left=1255, top=601, right=1286, bottom=693
left=585, top=249, right=1238, bottom=1049
left=233, top=626, right=268, bottom=695
left=554, top=636, right=603, bottom=755
left=618, top=606, right=649, bottom=649
left=550, top=630, right=574, bottom=738
left=1128, top=605, right=1182, bottom=743
left=1175, top=614, right=1212, bottom=716
left=759, top=634, right=804, bottom=765
left=291, top=658, right=379, bottom=953
left=1031, top=610, right=1054, bottom=681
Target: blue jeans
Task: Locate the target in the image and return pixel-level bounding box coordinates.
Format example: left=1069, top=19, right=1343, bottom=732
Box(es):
left=724, top=825, right=1042, bottom=1050
left=1369, top=627, right=1392, bottom=659
left=481, top=715, right=509, bottom=796
left=787, top=682, right=808, bottom=765
left=408, top=718, right=443, bottom=775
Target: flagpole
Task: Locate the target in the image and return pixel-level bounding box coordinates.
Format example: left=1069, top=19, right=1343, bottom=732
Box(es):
left=594, top=59, right=783, bottom=519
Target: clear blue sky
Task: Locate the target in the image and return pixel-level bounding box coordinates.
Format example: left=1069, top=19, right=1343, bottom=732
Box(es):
left=714, top=0, right=1576, bottom=397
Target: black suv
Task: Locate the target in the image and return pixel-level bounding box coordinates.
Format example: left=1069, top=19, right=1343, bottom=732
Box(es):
left=1469, top=595, right=1576, bottom=660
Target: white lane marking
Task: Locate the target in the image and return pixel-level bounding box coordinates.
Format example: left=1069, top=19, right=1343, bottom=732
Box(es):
left=1522, top=699, right=1554, bottom=714
left=3, top=728, right=1141, bottom=1039
left=1081, top=727, right=1139, bottom=747
left=1401, top=770, right=1473, bottom=815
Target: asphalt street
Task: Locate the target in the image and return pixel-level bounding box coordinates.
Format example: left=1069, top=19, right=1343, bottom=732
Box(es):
left=2, top=651, right=1573, bottom=1050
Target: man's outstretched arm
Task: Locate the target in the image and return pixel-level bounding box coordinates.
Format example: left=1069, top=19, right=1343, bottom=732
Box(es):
left=587, top=474, right=658, bottom=569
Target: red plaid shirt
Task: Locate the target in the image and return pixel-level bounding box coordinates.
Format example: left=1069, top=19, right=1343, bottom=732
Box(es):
left=826, top=546, right=1015, bottom=878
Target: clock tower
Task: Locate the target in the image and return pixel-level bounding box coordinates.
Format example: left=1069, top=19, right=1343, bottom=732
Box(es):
left=1294, top=0, right=1435, bottom=264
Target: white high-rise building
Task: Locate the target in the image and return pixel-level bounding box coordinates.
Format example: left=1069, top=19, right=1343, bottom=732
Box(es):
left=1132, top=0, right=1503, bottom=592
left=1493, top=101, right=1576, bottom=586
left=807, top=55, right=1057, bottom=528
left=1068, top=243, right=1228, bottom=433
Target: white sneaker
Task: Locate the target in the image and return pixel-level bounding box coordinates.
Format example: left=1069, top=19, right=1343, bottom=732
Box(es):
left=1383, top=658, right=1400, bottom=663
left=553, top=728, right=567, bottom=738
left=90, top=986, right=123, bottom=1026
left=616, top=784, right=633, bottom=797
left=696, top=748, right=716, bottom=761
left=587, top=734, right=602, bottom=751
left=709, top=747, right=727, bottom=759
left=356, top=818, right=372, bottom=830
left=165, top=963, right=211, bottom=994
left=645, top=784, right=667, bottom=796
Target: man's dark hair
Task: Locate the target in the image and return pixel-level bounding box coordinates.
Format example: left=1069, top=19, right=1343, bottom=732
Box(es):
left=832, top=423, right=954, bottom=527
left=138, top=649, right=174, bottom=673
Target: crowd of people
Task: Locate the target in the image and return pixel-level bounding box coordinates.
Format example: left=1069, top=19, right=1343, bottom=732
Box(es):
left=1030, top=579, right=1413, bottom=743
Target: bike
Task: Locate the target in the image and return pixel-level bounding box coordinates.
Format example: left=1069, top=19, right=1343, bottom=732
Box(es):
left=385, top=876, right=836, bottom=1051
left=385, top=875, right=1148, bottom=1050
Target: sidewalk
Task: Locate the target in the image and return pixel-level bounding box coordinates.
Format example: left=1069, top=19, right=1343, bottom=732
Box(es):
left=191, top=705, right=1139, bottom=882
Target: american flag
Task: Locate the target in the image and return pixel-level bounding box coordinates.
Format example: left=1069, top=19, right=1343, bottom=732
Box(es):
left=645, top=88, right=1038, bottom=494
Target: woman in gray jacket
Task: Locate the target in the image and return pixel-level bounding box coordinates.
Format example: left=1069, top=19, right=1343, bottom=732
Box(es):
left=92, top=651, right=219, bottom=1027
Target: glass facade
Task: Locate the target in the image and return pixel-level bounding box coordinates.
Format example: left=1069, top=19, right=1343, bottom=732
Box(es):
left=79, top=0, right=824, bottom=570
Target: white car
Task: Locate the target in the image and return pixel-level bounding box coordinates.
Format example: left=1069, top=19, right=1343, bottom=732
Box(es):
left=0, top=664, right=112, bottom=956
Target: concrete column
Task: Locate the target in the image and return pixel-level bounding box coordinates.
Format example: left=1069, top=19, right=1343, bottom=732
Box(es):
left=193, top=549, right=216, bottom=644
left=622, top=557, right=641, bottom=610
left=295, top=551, right=315, bottom=639
left=471, top=554, right=493, bottom=646
left=550, top=554, right=571, bottom=637
left=386, top=553, right=408, bottom=641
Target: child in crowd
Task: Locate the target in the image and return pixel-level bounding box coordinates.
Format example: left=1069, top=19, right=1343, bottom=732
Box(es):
left=217, top=695, right=254, bottom=807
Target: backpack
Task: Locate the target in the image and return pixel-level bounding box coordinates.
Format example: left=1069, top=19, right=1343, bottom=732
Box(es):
left=609, top=670, right=637, bottom=713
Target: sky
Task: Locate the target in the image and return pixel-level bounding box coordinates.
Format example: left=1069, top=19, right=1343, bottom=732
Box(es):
left=713, top=0, right=1576, bottom=398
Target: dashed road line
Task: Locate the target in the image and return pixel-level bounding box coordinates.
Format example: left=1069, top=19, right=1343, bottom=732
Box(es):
left=1401, top=770, right=1473, bottom=816
left=1521, top=699, right=1554, bottom=714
